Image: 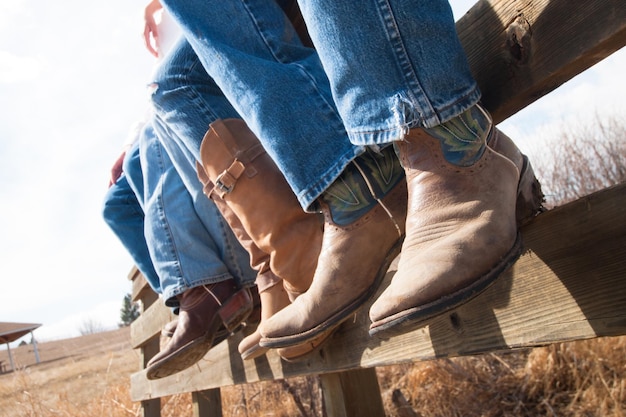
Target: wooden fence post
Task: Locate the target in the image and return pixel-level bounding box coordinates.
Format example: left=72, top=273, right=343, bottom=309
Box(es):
left=320, top=368, right=385, bottom=417
left=192, top=389, right=223, bottom=417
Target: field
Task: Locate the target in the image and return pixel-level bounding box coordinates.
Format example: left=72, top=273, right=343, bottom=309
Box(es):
left=0, top=328, right=137, bottom=416
left=0, top=327, right=624, bottom=416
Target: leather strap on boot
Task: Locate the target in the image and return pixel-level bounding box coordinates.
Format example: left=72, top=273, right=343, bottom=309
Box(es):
left=197, top=119, right=322, bottom=298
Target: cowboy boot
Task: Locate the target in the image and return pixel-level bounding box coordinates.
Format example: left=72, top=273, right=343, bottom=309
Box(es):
left=237, top=271, right=331, bottom=361
left=369, top=104, right=533, bottom=336
left=197, top=126, right=331, bottom=359
left=260, top=145, right=407, bottom=348
left=203, top=187, right=285, bottom=360
left=145, top=279, right=253, bottom=379
left=198, top=118, right=322, bottom=299
left=160, top=318, right=232, bottom=344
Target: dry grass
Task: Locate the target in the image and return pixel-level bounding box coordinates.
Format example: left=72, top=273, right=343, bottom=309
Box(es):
left=0, top=327, right=138, bottom=417
left=1, top=329, right=624, bottom=416
left=377, top=337, right=626, bottom=417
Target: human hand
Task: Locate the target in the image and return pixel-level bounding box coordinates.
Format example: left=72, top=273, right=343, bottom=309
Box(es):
left=108, top=151, right=127, bottom=188
left=143, top=0, right=163, bottom=58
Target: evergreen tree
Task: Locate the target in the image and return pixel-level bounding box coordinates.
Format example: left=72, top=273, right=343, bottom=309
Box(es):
left=120, top=293, right=140, bottom=327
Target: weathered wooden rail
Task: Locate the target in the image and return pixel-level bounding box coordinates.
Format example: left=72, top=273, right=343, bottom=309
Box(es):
left=128, top=0, right=626, bottom=415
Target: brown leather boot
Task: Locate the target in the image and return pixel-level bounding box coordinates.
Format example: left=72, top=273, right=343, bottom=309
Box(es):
left=197, top=130, right=328, bottom=359
left=199, top=184, right=280, bottom=360
left=369, top=106, right=529, bottom=336
left=145, top=279, right=252, bottom=380
left=260, top=146, right=407, bottom=348
left=198, top=119, right=323, bottom=299
left=161, top=318, right=231, bottom=344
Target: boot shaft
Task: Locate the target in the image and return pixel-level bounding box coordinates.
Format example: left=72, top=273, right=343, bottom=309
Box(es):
left=198, top=119, right=323, bottom=295
left=321, top=145, right=405, bottom=226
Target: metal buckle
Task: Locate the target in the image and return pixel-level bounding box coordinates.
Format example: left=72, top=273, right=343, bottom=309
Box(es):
left=215, top=172, right=234, bottom=194
left=213, top=160, right=246, bottom=196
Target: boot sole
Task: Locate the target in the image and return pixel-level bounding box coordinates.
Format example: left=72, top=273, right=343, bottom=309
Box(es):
left=146, top=323, right=246, bottom=380
left=240, top=343, right=269, bottom=361
left=277, top=327, right=336, bottom=362
left=369, top=233, right=524, bottom=337
left=146, top=333, right=216, bottom=380
left=260, top=236, right=404, bottom=349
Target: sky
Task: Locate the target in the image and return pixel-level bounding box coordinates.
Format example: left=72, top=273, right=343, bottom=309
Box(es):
left=0, top=1, right=624, bottom=346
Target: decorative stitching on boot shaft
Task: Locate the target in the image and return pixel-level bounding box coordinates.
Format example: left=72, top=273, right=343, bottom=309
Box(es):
left=424, top=104, right=491, bottom=167
left=321, top=146, right=404, bottom=226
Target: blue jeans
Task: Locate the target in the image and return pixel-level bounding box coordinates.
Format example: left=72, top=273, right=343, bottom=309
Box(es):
left=149, top=38, right=239, bottom=169
left=103, top=142, right=162, bottom=293
left=159, top=0, right=480, bottom=210
left=104, top=122, right=256, bottom=307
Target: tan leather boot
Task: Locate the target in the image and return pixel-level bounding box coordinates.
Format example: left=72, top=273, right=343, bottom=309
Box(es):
left=146, top=279, right=253, bottom=379
left=260, top=146, right=407, bottom=348
left=369, top=116, right=525, bottom=336
left=198, top=119, right=322, bottom=299
left=199, top=181, right=285, bottom=360
left=237, top=270, right=335, bottom=361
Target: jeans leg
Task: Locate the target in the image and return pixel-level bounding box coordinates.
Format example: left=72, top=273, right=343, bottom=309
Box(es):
left=296, top=0, right=480, bottom=144
left=102, top=143, right=162, bottom=293
left=139, top=122, right=252, bottom=306
left=150, top=115, right=257, bottom=290
left=156, top=4, right=361, bottom=210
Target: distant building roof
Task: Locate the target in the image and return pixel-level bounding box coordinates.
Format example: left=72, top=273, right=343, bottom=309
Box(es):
left=0, top=322, right=42, bottom=344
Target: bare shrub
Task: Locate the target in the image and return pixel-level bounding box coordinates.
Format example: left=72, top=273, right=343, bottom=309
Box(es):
left=528, top=115, right=626, bottom=208
left=78, top=317, right=106, bottom=336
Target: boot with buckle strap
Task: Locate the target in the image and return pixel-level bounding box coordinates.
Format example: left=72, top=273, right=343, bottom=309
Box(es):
left=198, top=118, right=323, bottom=301
left=197, top=120, right=332, bottom=360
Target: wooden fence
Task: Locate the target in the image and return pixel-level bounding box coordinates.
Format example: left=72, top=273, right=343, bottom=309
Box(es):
left=128, top=0, right=626, bottom=415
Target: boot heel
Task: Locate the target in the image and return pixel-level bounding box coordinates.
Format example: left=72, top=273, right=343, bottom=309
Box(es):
left=516, top=156, right=545, bottom=226
left=218, top=287, right=254, bottom=332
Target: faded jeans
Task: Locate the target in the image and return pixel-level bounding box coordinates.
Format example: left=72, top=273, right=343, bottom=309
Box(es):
left=159, top=0, right=480, bottom=210
left=103, top=122, right=256, bottom=307
left=103, top=141, right=161, bottom=293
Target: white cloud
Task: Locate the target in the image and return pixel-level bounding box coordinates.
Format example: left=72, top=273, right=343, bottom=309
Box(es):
left=0, top=51, right=45, bottom=83
left=0, top=0, right=28, bottom=27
